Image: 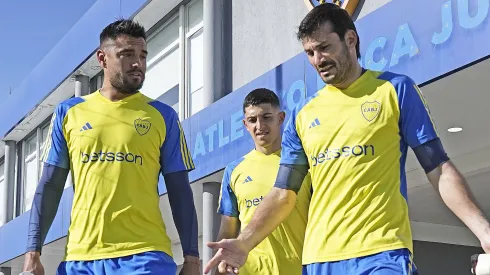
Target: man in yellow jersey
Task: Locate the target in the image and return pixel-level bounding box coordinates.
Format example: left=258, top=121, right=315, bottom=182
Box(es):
left=213, top=89, right=311, bottom=275
left=204, top=4, right=490, bottom=275
left=22, top=19, right=200, bottom=275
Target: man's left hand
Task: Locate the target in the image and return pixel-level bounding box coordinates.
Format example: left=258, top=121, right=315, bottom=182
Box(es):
left=180, top=255, right=201, bottom=275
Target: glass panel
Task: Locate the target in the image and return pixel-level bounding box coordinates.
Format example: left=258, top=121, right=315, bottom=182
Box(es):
left=0, top=162, right=4, bottom=179
left=191, top=87, right=204, bottom=115
left=90, top=73, right=104, bottom=93
left=147, top=17, right=179, bottom=61
left=189, top=29, right=204, bottom=115
left=24, top=158, right=38, bottom=212
left=41, top=125, right=49, bottom=148
left=141, top=47, right=180, bottom=114
left=39, top=125, right=49, bottom=180
left=188, top=0, right=203, bottom=31
left=26, top=135, right=37, bottom=156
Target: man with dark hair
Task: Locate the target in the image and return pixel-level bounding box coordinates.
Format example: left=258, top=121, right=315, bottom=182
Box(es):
left=22, top=19, right=200, bottom=275
left=212, top=88, right=311, bottom=275
left=205, top=4, right=490, bottom=275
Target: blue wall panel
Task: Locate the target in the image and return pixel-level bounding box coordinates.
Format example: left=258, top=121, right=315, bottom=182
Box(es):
left=358, top=0, right=490, bottom=84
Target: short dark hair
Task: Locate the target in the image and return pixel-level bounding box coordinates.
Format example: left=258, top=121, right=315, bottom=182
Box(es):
left=297, top=3, right=360, bottom=58
left=243, top=88, right=280, bottom=113
left=100, top=19, right=146, bottom=46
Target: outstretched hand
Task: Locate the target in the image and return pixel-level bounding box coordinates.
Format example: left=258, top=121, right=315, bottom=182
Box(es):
left=204, top=239, right=250, bottom=274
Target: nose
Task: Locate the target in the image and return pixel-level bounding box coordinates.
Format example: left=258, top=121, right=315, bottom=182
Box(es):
left=256, top=117, right=267, bottom=131
left=132, top=60, right=142, bottom=69
left=132, top=56, right=144, bottom=69
left=312, top=51, right=324, bottom=67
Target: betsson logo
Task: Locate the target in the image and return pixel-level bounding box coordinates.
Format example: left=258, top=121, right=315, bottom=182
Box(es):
left=245, top=196, right=264, bottom=208
left=80, top=151, right=143, bottom=165
left=310, top=144, right=375, bottom=166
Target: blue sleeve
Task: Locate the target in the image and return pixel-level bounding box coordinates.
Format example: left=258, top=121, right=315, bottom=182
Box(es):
left=149, top=101, right=194, bottom=175
left=27, top=163, right=69, bottom=253
left=42, top=99, right=83, bottom=169
left=217, top=162, right=240, bottom=217
left=274, top=164, right=309, bottom=193
left=164, top=171, right=199, bottom=257
left=280, top=105, right=308, bottom=166
left=388, top=74, right=439, bottom=148
left=412, top=138, right=450, bottom=173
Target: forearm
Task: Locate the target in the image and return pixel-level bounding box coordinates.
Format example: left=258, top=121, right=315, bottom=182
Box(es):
left=216, top=224, right=239, bottom=242
left=433, top=162, right=490, bottom=239
left=27, top=163, right=68, bottom=252
left=164, top=171, right=199, bottom=257
left=238, top=187, right=297, bottom=251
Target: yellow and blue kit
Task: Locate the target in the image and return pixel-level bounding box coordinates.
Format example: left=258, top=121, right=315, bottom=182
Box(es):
left=277, top=70, right=448, bottom=274
left=218, top=149, right=312, bottom=274
left=27, top=91, right=198, bottom=274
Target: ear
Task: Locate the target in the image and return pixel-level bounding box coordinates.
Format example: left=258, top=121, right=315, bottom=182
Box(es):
left=344, top=30, right=358, bottom=51
left=279, top=111, right=286, bottom=124
left=96, top=49, right=107, bottom=68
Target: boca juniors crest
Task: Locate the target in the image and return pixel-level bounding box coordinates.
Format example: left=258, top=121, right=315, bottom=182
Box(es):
left=134, top=118, right=151, bottom=136
left=304, top=0, right=359, bottom=16
left=361, top=101, right=381, bottom=122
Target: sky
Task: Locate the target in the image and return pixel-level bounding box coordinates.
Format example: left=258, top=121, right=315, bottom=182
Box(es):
left=0, top=0, right=97, bottom=97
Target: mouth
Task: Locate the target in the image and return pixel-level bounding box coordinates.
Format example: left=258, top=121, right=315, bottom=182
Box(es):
left=128, top=72, right=143, bottom=78
left=318, top=65, right=334, bottom=75
left=255, top=132, right=269, bottom=138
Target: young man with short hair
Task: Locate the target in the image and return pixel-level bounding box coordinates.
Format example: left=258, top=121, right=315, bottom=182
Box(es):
left=214, top=88, right=311, bottom=275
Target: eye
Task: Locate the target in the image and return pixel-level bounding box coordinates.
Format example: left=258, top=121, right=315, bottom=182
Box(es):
left=120, top=52, right=133, bottom=58
left=320, top=45, right=330, bottom=51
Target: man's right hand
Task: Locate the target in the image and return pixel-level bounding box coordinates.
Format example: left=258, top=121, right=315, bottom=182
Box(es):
left=23, top=251, right=44, bottom=275
left=204, top=239, right=249, bottom=274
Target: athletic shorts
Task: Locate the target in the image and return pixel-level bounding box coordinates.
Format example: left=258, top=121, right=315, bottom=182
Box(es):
left=302, top=248, right=418, bottom=275
left=56, top=251, right=177, bottom=275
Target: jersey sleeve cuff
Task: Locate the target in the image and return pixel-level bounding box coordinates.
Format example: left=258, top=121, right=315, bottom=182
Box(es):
left=162, top=166, right=195, bottom=175
left=43, top=159, right=69, bottom=170
left=413, top=138, right=450, bottom=173
left=217, top=209, right=239, bottom=217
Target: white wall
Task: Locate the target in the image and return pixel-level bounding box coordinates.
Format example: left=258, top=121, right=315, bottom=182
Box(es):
left=231, top=0, right=392, bottom=91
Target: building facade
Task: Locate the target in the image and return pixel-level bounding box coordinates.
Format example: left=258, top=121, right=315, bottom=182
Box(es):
left=1, top=0, right=489, bottom=274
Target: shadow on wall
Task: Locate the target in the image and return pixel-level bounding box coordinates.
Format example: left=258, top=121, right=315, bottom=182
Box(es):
left=413, top=240, right=483, bottom=275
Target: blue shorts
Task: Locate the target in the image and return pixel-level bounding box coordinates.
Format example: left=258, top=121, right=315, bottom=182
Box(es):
left=56, top=251, right=177, bottom=275
left=303, top=249, right=418, bottom=275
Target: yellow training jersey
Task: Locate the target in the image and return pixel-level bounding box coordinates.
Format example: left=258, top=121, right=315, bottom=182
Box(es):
left=42, top=91, right=194, bottom=261
left=218, top=149, right=311, bottom=275
left=280, top=70, right=439, bottom=264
